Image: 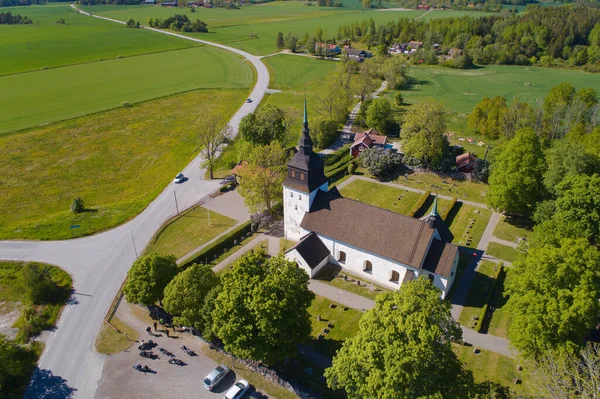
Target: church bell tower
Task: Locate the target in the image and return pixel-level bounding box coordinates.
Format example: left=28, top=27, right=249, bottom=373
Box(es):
left=282, top=100, right=329, bottom=241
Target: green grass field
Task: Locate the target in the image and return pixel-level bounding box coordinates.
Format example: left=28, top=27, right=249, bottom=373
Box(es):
left=487, top=268, right=513, bottom=338
left=458, top=260, right=498, bottom=328
left=144, top=206, right=236, bottom=259
left=397, top=172, right=489, bottom=203
left=0, top=89, right=247, bottom=240
left=84, top=3, right=424, bottom=55
left=264, top=54, right=337, bottom=88
left=449, top=204, right=492, bottom=248
left=401, top=65, right=600, bottom=115
left=492, top=216, right=532, bottom=243
left=486, top=242, right=520, bottom=263
left=0, top=45, right=253, bottom=134
left=95, top=316, right=139, bottom=355
left=0, top=4, right=198, bottom=76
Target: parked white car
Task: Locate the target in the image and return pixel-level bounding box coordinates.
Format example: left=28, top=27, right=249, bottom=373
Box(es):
left=203, top=364, right=230, bottom=391
left=174, top=173, right=185, bottom=184
left=223, top=379, right=249, bottom=399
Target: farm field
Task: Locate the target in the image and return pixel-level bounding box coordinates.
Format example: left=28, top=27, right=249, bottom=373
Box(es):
left=0, top=4, right=198, bottom=76
left=0, top=46, right=253, bottom=134
left=416, top=9, right=495, bottom=20
left=84, top=3, right=424, bottom=55
left=401, top=65, right=600, bottom=114
left=264, top=54, right=337, bottom=89
left=0, top=89, right=247, bottom=240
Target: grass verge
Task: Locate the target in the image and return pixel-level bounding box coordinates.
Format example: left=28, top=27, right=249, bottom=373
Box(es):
left=458, top=260, right=498, bottom=329
left=396, top=172, right=488, bottom=204
left=316, top=267, right=389, bottom=301
left=492, top=216, right=532, bottom=243
left=487, top=269, right=513, bottom=338
left=144, top=206, right=236, bottom=259
left=95, top=316, right=139, bottom=355
left=486, top=242, right=519, bottom=263
left=449, top=204, right=492, bottom=248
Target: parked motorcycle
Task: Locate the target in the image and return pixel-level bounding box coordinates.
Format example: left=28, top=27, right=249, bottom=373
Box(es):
left=133, top=363, right=152, bottom=373
left=159, top=346, right=174, bottom=357
left=168, top=358, right=185, bottom=366
left=139, top=350, right=155, bottom=359
left=137, top=340, right=155, bottom=351
left=181, top=345, right=195, bottom=356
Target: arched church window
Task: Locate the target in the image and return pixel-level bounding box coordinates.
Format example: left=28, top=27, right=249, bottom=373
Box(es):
left=390, top=270, right=399, bottom=283
left=300, top=173, right=305, bottom=181
left=291, top=170, right=296, bottom=178
left=363, top=260, right=373, bottom=273
left=338, top=251, right=346, bottom=264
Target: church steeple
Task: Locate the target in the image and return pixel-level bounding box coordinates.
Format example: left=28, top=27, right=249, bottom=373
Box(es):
left=299, top=99, right=313, bottom=155
left=430, top=195, right=439, bottom=217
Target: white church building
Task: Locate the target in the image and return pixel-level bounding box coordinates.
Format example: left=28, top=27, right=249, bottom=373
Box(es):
left=283, top=101, right=460, bottom=299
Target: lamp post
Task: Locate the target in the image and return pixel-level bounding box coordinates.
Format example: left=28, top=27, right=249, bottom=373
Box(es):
left=129, top=230, right=138, bottom=259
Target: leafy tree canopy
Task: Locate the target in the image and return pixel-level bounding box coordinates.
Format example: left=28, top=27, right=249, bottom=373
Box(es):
left=212, top=253, right=314, bottom=364
left=163, top=264, right=218, bottom=329
left=325, top=278, right=472, bottom=399
left=487, top=128, right=546, bottom=217
left=365, top=98, right=394, bottom=135
left=401, top=100, right=448, bottom=169
left=123, top=253, right=178, bottom=306
left=359, top=147, right=402, bottom=178
left=506, top=238, right=600, bottom=359
left=543, top=139, right=598, bottom=192
left=239, top=105, right=286, bottom=145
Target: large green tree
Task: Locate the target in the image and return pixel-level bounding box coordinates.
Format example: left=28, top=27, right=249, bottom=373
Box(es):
left=123, top=253, right=178, bottom=306
left=467, top=96, right=507, bottom=139
left=505, top=238, right=600, bottom=359
left=311, top=117, right=340, bottom=149
left=212, top=253, right=314, bottom=365
left=325, top=278, right=472, bottom=399
left=239, top=105, right=286, bottom=145
left=0, top=333, right=36, bottom=399
left=543, top=139, right=597, bottom=192
left=237, top=141, right=288, bottom=214
left=487, top=128, right=546, bottom=217
left=162, top=264, right=218, bottom=328
left=365, top=98, right=394, bottom=135
left=401, top=100, right=448, bottom=169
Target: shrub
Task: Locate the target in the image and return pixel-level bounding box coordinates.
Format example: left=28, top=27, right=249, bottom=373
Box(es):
left=324, top=144, right=351, bottom=166
left=348, top=162, right=357, bottom=175
left=181, top=221, right=252, bottom=269
left=359, top=147, right=402, bottom=178
left=407, top=190, right=430, bottom=217
left=394, top=92, right=404, bottom=106
left=71, top=197, right=84, bottom=214
left=121, top=101, right=132, bottom=107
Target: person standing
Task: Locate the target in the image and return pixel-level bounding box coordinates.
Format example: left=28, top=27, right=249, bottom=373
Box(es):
left=153, top=322, right=158, bottom=331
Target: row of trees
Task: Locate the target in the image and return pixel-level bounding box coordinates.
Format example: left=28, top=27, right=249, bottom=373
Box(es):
left=147, top=15, right=208, bottom=32
left=332, top=5, right=600, bottom=71
left=468, top=83, right=599, bottom=140
left=0, top=11, right=32, bottom=24
left=123, top=252, right=314, bottom=365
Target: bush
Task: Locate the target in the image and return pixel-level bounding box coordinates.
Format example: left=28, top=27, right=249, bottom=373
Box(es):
left=181, top=221, right=252, bottom=268
left=312, top=118, right=340, bottom=149
left=394, top=92, right=404, bottom=106
left=121, top=101, right=132, bottom=108
left=324, top=144, right=351, bottom=166
left=359, top=147, right=402, bottom=178
left=439, top=197, right=457, bottom=220
left=348, top=162, right=357, bottom=175
left=71, top=197, right=84, bottom=214
left=407, top=190, right=431, bottom=217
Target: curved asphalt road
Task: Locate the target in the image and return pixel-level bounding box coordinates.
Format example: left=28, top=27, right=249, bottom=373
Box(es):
left=1, top=8, right=269, bottom=398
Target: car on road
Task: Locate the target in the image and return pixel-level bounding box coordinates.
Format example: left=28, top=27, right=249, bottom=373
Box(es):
left=246, top=98, right=252, bottom=103
left=223, top=379, right=249, bottom=399
left=174, top=173, right=185, bottom=183
left=203, top=364, right=230, bottom=391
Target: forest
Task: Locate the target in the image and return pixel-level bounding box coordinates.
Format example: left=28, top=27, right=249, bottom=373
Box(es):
left=0, top=11, right=32, bottom=24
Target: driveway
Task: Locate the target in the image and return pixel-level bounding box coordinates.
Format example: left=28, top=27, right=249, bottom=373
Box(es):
left=0, top=10, right=268, bottom=398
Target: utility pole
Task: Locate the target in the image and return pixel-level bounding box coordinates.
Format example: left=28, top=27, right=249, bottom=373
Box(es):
left=204, top=186, right=211, bottom=225
left=173, top=190, right=179, bottom=215
left=129, top=230, right=138, bottom=259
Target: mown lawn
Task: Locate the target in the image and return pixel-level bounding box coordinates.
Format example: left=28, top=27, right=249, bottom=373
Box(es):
left=95, top=316, right=139, bottom=355
left=0, top=45, right=253, bottom=134
left=486, top=242, right=520, bottom=263
left=316, top=268, right=390, bottom=301
left=264, top=54, right=337, bottom=88
left=144, top=206, right=237, bottom=259
left=306, top=295, right=362, bottom=358
left=492, top=216, right=532, bottom=243
left=0, top=4, right=198, bottom=76
left=0, top=89, right=247, bottom=240
left=458, top=260, right=498, bottom=328
left=487, top=268, right=514, bottom=338
left=449, top=204, right=492, bottom=248
left=396, top=171, right=489, bottom=204
left=339, top=179, right=423, bottom=216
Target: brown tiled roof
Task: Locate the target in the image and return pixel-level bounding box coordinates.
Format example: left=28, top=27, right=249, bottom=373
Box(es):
left=456, top=152, right=477, bottom=168
left=285, top=232, right=330, bottom=269
left=423, top=214, right=454, bottom=243
left=300, top=190, right=434, bottom=269
left=422, top=240, right=458, bottom=277
left=351, top=129, right=387, bottom=149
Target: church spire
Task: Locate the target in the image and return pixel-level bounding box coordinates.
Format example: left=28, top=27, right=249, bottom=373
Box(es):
left=299, top=99, right=313, bottom=155
left=430, top=195, right=439, bottom=217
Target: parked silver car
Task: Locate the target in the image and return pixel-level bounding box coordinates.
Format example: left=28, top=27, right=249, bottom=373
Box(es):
left=224, top=379, right=249, bottom=399
left=203, top=364, right=230, bottom=391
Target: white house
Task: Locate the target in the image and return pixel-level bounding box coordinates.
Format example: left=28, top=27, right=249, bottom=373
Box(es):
left=283, top=101, right=459, bottom=298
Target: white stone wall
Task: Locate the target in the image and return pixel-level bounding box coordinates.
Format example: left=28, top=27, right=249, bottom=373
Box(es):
left=283, top=182, right=328, bottom=242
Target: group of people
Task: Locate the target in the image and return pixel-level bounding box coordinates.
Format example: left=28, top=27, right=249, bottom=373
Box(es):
left=145, top=319, right=175, bottom=337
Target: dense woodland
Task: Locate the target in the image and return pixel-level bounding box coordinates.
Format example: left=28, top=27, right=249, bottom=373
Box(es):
left=0, top=11, right=32, bottom=23
left=146, top=14, right=208, bottom=32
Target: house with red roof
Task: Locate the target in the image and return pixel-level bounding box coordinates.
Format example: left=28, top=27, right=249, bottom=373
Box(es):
left=349, top=129, right=388, bottom=158
left=456, top=152, right=477, bottom=173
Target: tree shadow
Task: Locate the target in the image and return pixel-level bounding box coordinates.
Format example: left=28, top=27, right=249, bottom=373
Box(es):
left=503, top=215, right=533, bottom=231
left=413, top=194, right=434, bottom=219
left=25, top=368, right=77, bottom=399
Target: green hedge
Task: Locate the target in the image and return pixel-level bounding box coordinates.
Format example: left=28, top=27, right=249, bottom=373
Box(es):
left=180, top=221, right=252, bottom=269
left=407, top=190, right=431, bottom=217
left=439, top=197, right=458, bottom=221
left=325, top=153, right=352, bottom=173
left=475, top=262, right=504, bottom=333
left=324, top=144, right=351, bottom=166
left=326, top=164, right=349, bottom=184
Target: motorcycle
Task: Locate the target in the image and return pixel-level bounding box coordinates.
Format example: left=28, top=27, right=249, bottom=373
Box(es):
left=137, top=340, right=155, bottom=351
left=159, top=346, right=174, bottom=357
left=181, top=345, right=195, bottom=356
left=133, top=363, right=152, bottom=373
left=139, top=350, right=155, bottom=359
left=168, top=358, right=185, bottom=366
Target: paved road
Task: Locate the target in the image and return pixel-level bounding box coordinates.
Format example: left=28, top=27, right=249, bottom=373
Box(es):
left=1, top=9, right=269, bottom=398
